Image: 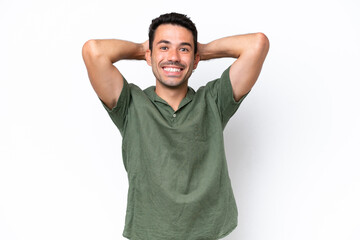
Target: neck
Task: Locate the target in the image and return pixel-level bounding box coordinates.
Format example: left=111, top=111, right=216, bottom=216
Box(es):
left=155, top=82, right=188, bottom=111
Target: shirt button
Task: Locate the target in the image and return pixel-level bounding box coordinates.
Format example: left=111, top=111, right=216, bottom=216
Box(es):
left=173, top=113, right=177, bottom=118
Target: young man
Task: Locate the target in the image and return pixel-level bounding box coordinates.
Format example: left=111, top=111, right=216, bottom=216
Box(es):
left=82, top=12, right=269, bottom=240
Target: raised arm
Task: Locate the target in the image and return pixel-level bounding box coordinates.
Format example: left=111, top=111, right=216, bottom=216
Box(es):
left=82, top=39, right=148, bottom=109
left=198, top=33, right=269, bottom=101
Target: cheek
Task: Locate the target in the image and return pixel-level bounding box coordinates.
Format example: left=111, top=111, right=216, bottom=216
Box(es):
left=152, top=55, right=164, bottom=66
left=184, top=55, right=195, bottom=64
left=185, top=59, right=195, bottom=70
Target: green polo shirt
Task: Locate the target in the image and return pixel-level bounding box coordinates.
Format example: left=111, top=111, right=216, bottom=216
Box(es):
left=102, top=66, right=248, bottom=240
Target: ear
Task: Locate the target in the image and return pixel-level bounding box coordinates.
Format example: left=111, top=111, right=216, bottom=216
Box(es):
left=193, top=53, right=200, bottom=70
left=145, top=49, right=152, bottom=66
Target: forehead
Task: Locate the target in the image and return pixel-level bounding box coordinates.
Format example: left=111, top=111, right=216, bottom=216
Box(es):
left=154, top=24, right=194, bottom=45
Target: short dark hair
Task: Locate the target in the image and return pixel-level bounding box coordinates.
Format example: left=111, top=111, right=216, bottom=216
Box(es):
left=148, top=12, right=198, bottom=54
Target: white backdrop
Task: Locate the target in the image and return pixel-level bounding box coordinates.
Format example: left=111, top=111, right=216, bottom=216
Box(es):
left=1, top=0, right=359, bottom=239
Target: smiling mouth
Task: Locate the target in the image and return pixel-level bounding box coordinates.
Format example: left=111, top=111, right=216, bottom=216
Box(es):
left=160, top=61, right=185, bottom=74
left=163, top=67, right=182, bottom=72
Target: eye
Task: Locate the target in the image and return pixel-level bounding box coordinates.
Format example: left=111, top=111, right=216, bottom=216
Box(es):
left=179, top=48, right=189, bottom=52
left=160, top=46, right=168, bottom=50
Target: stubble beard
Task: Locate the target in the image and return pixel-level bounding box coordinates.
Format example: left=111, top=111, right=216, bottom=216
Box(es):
left=155, top=74, right=189, bottom=89
left=153, top=61, right=192, bottom=89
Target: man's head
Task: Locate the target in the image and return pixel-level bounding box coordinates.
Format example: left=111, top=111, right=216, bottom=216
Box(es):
left=149, top=12, right=198, bottom=54
left=146, top=13, right=200, bottom=89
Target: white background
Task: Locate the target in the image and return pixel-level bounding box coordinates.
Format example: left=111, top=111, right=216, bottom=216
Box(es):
left=1, top=0, right=359, bottom=239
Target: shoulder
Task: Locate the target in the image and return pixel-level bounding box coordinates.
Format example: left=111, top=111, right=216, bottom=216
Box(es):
left=122, top=80, right=149, bottom=100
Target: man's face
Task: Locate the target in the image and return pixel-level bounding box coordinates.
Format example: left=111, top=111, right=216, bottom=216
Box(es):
left=146, top=24, right=199, bottom=89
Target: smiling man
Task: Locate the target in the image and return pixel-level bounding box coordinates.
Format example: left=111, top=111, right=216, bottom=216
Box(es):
left=82, top=12, right=269, bottom=240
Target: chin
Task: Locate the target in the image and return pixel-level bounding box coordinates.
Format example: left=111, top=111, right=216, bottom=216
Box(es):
left=158, top=78, right=188, bottom=88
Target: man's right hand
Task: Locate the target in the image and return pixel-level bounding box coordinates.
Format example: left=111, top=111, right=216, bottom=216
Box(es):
left=142, top=40, right=149, bottom=58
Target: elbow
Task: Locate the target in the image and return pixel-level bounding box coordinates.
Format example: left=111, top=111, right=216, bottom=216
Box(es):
left=82, top=39, right=101, bottom=60
left=254, top=32, right=270, bottom=53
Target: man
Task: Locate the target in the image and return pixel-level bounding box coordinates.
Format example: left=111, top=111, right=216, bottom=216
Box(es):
left=82, top=12, right=269, bottom=240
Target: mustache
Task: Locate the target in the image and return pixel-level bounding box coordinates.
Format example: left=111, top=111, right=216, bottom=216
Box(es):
left=160, top=61, right=185, bottom=69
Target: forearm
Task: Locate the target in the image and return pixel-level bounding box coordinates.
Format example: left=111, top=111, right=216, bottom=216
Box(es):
left=199, top=33, right=268, bottom=60
left=83, top=39, right=147, bottom=63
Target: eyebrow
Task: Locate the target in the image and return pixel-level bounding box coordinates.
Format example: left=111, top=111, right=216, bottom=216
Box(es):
left=156, top=40, right=193, bottom=48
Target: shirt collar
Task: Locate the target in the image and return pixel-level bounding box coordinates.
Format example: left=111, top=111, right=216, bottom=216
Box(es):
left=145, top=86, right=195, bottom=110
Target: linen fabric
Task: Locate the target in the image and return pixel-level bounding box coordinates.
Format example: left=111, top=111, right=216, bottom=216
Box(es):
left=101, top=66, right=248, bottom=240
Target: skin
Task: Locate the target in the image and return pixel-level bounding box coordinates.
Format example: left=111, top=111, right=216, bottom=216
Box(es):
left=82, top=23, right=269, bottom=111
left=145, top=24, right=200, bottom=110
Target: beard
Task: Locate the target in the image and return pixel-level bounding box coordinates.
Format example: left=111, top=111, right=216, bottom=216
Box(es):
left=152, top=61, right=193, bottom=89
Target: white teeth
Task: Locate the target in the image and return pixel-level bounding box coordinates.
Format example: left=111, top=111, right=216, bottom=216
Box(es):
left=164, top=67, right=181, bottom=72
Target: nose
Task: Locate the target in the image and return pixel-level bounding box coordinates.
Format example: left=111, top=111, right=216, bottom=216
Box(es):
left=168, top=48, right=180, bottom=62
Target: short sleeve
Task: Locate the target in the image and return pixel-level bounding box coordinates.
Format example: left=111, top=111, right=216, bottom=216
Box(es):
left=206, top=66, right=249, bottom=128
left=100, top=78, right=131, bottom=135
